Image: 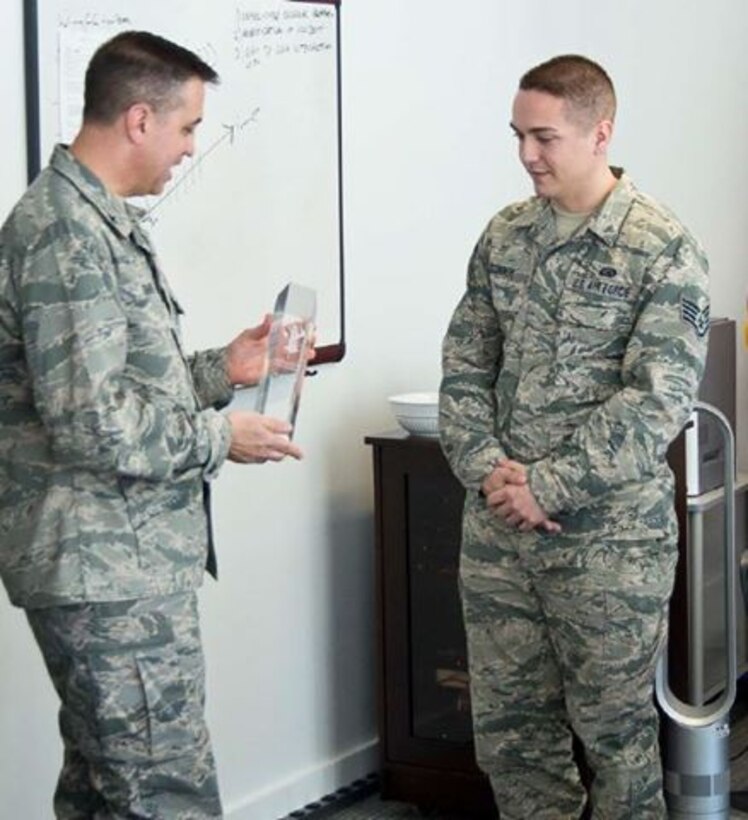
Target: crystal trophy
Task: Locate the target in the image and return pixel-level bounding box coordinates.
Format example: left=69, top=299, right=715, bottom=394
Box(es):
left=254, top=283, right=316, bottom=434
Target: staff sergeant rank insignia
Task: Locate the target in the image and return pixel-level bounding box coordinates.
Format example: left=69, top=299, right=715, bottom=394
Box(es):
left=681, top=297, right=710, bottom=338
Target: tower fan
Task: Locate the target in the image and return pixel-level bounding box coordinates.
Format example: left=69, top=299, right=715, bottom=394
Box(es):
left=656, top=401, right=737, bottom=819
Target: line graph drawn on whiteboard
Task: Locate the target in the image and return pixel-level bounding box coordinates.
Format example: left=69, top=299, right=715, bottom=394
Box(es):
left=142, top=107, right=263, bottom=226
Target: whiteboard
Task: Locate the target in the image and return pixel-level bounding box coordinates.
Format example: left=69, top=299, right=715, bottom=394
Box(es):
left=23, top=0, right=345, bottom=362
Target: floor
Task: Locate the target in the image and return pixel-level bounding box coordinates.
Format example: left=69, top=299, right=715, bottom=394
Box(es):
left=287, top=700, right=748, bottom=820
left=315, top=792, right=748, bottom=819
left=299, top=785, right=748, bottom=820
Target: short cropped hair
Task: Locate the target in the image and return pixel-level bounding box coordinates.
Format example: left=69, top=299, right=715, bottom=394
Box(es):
left=519, top=55, right=616, bottom=128
left=83, top=31, right=219, bottom=124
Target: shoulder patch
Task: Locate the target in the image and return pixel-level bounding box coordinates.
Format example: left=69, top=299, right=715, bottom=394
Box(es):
left=681, top=297, right=710, bottom=338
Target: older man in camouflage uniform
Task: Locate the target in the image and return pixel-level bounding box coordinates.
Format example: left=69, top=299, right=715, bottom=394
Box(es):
left=439, top=55, right=709, bottom=819
left=0, top=32, right=304, bottom=818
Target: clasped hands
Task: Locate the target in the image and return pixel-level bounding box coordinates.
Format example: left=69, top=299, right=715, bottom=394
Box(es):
left=223, top=315, right=315, bottom=464
left=481, top=458, right=561, bottom=533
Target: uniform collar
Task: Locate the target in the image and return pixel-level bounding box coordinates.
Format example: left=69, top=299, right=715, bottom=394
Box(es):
left=49, top=144, right=151, bottom=250
left=584, top=168, right=636, bottom=247
left=513, top=167, right=635, bottom=248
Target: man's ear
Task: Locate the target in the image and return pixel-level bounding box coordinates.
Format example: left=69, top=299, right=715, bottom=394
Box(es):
left=593, top=119, right=614, bottom=155
left=123, top=103, right=151, bottom=144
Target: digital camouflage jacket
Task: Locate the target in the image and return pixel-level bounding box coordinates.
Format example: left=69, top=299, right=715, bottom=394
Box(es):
left=0, top=146, right=233, bottom=608
left=440, top=171, right=710, bottom=537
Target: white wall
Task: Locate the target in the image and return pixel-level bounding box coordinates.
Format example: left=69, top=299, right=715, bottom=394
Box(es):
left=1, top=1, right=747, bottom=818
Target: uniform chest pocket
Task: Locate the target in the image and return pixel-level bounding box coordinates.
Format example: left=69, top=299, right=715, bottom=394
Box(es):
left=557, top=296, right=633, bottom=361
left=486, top=254, right=531, bottom=340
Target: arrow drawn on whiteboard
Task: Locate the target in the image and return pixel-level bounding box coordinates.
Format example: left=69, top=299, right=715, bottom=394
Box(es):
left=144, top=106, right=261, bottom=221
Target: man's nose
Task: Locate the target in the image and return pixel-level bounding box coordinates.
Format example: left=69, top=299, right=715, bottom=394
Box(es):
left=519, top=138, right=538, bottom=165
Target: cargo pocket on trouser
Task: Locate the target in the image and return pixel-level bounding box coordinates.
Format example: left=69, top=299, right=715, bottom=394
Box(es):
left=82, top=595, right=222, bottom=817
left=547, top=536, right=676, bottom=819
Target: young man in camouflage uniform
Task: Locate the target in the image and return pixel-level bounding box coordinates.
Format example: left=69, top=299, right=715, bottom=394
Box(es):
left=439, top=55, right=710, bottom=819
left=0, top=32, right=305, bottom=818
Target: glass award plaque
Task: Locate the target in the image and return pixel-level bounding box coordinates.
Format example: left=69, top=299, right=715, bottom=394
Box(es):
left=254, top=283, right=316, bottom=434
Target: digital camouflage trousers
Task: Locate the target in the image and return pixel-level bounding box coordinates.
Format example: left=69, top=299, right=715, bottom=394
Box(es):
left=460, top=501, right=678, bottom=820
left=27, top=591, right=222, bottom=819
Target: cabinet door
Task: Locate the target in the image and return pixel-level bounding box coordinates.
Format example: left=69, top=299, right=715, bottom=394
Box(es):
left=376, top=441, right=478, bottom=770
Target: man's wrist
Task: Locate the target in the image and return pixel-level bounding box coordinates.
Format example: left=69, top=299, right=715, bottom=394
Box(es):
left=527, top=461, right=564, bottom=517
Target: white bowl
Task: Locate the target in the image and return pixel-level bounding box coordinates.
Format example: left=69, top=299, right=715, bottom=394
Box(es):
left=388, top=392, right=439, bottom=437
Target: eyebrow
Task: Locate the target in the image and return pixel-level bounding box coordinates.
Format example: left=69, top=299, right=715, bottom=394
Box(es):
left=509, top=123, right=559, bottom=137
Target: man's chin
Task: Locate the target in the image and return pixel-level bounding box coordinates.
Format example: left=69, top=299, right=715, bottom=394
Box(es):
left=531, top=178, right=554, bottom=198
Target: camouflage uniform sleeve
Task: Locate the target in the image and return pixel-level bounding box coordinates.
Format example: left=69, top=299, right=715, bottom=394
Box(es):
left=528, top=235, right=709, bottom=515
left=19, top=220, right=231, bottom=481
left=188, top=347, right=234, bottom=410
left=439, top=232, right=508, bottom=490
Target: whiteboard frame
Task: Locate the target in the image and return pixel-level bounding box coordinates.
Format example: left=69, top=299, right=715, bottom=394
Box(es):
left=22, top=0, right=346, bottom=364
